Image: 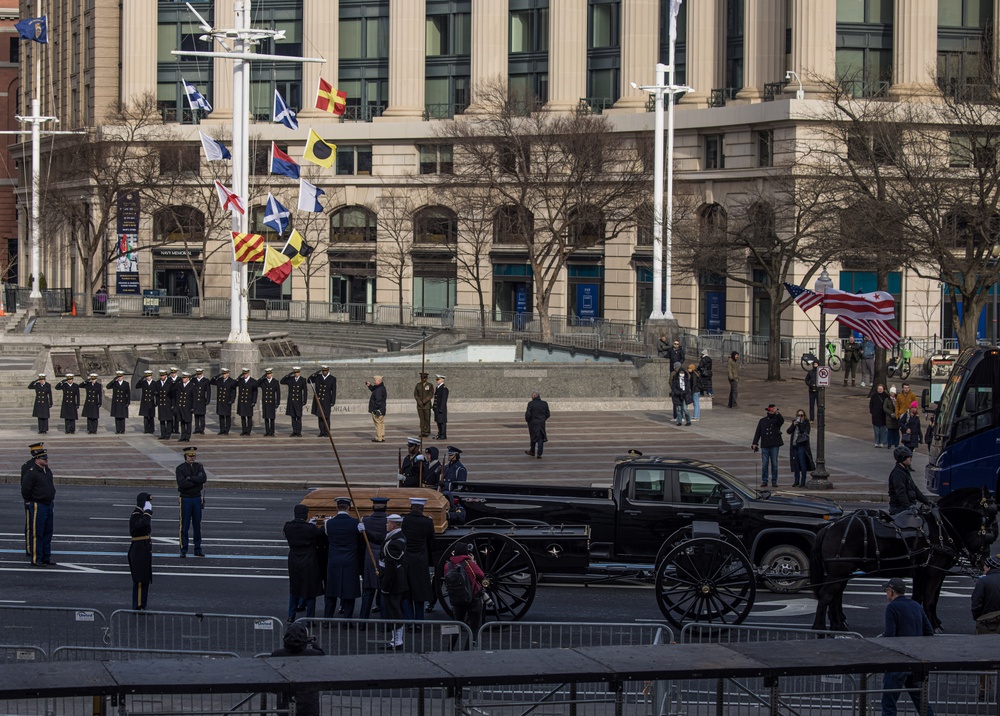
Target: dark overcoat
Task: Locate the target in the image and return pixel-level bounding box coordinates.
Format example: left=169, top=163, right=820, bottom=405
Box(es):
left=211, top=375, right=237, bottom=416
left=128, top=507, right=153, bottom=585
left=309, top=372, right=336, bottom=415
left=325, top=513, right=363, bottom=599
left=192, top=377, right=212, bottom=415
left=433, top=384, right=449, bottom=422
left=379, top=530, right=409, bottom=597
left=361, top=511, right=388, bottom=590
left=134, top=378, right=156, bottom=417
left=174, top=381, right=195, bottom=421
left=258, top=377, right=281, bottom=420
left=56, top=380, right=81, bottom=420
left=280, top=374, right=307, bottom=417
left=106, top=378, right=131, bottom=418
left=235, top=377, right=258, bottom=417
left=283, top=518, right=325, bottom=599
left=401, top=511, right=435, bottom=602
left=81, top=381, right=103, bottom=419
left=29, top=380, right=52, bottom=419
left=154, top=379, right=174, bottom=421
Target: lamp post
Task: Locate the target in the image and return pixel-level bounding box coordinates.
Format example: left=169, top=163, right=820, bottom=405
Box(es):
left=809, top=269, right=834, bottom=487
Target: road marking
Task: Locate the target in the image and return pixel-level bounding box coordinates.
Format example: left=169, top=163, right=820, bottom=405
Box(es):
left=111, top=504, right=265, bottom=511
left=88, top=518, right=244, bottom=525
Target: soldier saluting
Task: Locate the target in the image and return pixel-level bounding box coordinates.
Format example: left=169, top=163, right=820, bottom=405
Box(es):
left=235, top=368, right=258, bottom=436
left=308, top=365, right=336, bottom=437
left=55, top=373, right=81, bottom=434
left=155, top=369, right=174, bottom=440
left=134, top=370, right=156, bottom=434
left=280, top=367, right=307, bottom=437
left=106, top=370, right=131, bottom=434
left=258, top=368, right=281, bottom=437
left=191, top=369, right=211, bottom=435
left=28, top=373, right=53, bottom=434
left=210, top=368, right=237, bottom=435
left=174, top=372, right=195, bottom=442
left=81, top=373, right=103, bottom=434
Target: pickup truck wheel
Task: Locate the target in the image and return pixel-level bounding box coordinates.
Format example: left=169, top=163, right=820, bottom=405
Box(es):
left=654, top=536, right=755, bottom=630
left=434, top=533, right=537, bottom=622
left=760, top=545, right=809, bottom=594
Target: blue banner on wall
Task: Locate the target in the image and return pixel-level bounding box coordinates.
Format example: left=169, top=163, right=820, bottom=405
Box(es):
left=705, top=291, right=725, bottom=331
left=115, top=191, right=141, bottom=294
left=576, top=283, right=598, bottom=322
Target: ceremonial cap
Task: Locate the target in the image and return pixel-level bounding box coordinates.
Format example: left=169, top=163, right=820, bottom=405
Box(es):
left=292, top=366, right=301, bottom=371
left=220, top=368, right=230, bottom=373
left=169, top=366, right=178, bottom=372
left=409, top=497, right=428, bottom=506
left=88, top=373, right=98, bottom=378
left=371, top=497, right=390, bottom=506
left=29, top=441, right=44, bottom=455
left=420, top=372, right=429, bottom=377
left=143, top=370, right=152, bottom=375
left=987, top=554, right=1000, bottom=570
left=195, top=368, right=204, bottom=374
left=407, top=437, right=421, bottom=447
left=293, top=504, right=309, bottom=519
left=320, top=364, right=329, bottom=370
left=183, top=446, right=198, bottom=457
left=158, top=369, right=167, bottom=375
left=116, top=370, right=125, bottom=375
left=181, top=372, right=190, bottom=377
left=387, top=513, right=403, bottom=522
left=335, top=497, right=352, bottom=507
left=241, top=368, right=250, bottom=374
left=436, top=374, right=445, bottom=379
left=447, top=446, right=462, bottom=456
left=65, top=373, right=74, bottom=378
left=37, top=373, right=46, bottom=378
left=265, top=368, right=273, bottom=373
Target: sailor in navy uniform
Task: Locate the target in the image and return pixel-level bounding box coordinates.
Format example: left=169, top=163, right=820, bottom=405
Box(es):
left=174, top=372, right=195, bottom=442
left=191, top=368, right=211, bottom=435
left=134, top=370, right=156, bottom=434
left=81, top=373, right=104, bottom=434
left=308, top=366, right=336, bottom=437
left=442, top=446, right=468, bottom=492
left=28, top=374, right=53, bottom=434
left=55, top=374, right=81, bottom=434
left=235, top=368, right=259, bottom=436
left=258, top=368, right=281, bottom=436
left=155, top=370, right=174, bottom=440
left=106, top=370, right=131, bottom=434
left=280, top=367, right=308, bottom=436
left=211, top=369, right=237, bottom=435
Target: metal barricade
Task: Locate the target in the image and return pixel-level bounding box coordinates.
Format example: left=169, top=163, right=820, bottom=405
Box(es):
left=297, top=617, right=474, bottom=655
left=108, top=610, right=283, bottom=658
left=0, top=606, right=108, bottom=654
left=0, top=645, right=46, bottom=664
left=477, top=621, right=673, bottom=651
left=926, top=669, right=997, bottom=715
left=52, top=646, right=239, bottom=661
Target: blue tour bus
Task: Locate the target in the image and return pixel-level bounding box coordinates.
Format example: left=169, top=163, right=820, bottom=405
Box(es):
left=926, top=346, right=1000, bottom=496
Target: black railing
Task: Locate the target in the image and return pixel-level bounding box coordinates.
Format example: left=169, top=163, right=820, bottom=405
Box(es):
left=938, top=78, right=992, bottom=103
left=763, top=81, right=789, bottom=102
left=340, top=103, right=387, bottom=122
left=839, top=79, right=891, bottom=99
left=708, top=87, right=739, bottom=108
left=158, top=106, right=199, bottom=125
left=423, top=101, right=469, bottom=120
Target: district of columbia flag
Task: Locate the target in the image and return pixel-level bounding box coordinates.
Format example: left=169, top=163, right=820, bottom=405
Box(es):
left=214, top=180, right=245, bottom=215
left=263, top=193, right=291, bottom=235
left=273, top=89, right=298, bottom=130
left=282, top=229, right=315, bottom=269
left=822, top=288, right=895, bottom=321
left=303, top=129, right=337, bottom=169
left=783, top=283, right=824, bottom=312
left=270, top=142, right=300, bottom=179
left=298, top=178, right=325, bottom=212
left=182, top=79, right=213, bottom=113
left=199, top=132, right=231, bottom=161
left=15, top=16, right=47, bottom=43
left=263, top=245, right=293, bottom=285
left=315, top=77, right=347, bottom=116
left=231, top=232, right=265, bottom=263
left=835, top=315, right=901, bottom=350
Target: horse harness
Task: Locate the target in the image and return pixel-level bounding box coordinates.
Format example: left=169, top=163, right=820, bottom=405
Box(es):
left=828, top=505, right=956, bottom=572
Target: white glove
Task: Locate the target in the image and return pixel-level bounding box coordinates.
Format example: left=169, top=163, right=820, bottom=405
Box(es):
left=143, top=501, right=153, bottom=513
left=357, top=522, right=366, bottom=532
left=415, top=454, right=425, bottom=462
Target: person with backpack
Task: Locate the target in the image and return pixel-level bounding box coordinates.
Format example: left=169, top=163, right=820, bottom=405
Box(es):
left=444, top=542, right=486, bottom=634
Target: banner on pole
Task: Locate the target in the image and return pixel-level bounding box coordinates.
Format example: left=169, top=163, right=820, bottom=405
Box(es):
left=116, top=191, right=140, bottom=294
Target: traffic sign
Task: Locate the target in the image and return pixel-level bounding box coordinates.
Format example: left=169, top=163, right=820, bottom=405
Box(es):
left=817, top=366, right=831, bottom=387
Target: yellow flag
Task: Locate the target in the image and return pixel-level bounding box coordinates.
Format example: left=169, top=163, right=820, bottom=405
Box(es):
left=263, top=245, right=292, bottom=284
left=303, top=128, right=336, bottom=168
left=281, top=229, right=313, bottom=269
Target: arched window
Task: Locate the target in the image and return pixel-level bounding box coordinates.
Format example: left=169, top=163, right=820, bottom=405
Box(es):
left=493, top=205, right=533, bottom=245
left=152, top=206, right=205, bottom=243
left=414, top=206, right=457, bottom=244
left=745, top=201, right=776, bottom=248
left=566, top=205, right=604, bottom=245
left=330, top=205, right=377, bottom=243
left=699, top=203, right=727, bottom=240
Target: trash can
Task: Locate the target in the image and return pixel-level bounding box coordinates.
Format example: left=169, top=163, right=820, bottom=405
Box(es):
left=4, top=288, right=16, bottom=313
left=386, top=339, right=401, bottom=352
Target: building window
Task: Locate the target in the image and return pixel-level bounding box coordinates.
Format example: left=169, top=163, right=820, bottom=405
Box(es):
left=414, top=206, right=458, bottom=244
left=340, top=15, right=389, bottom=59
left=836, top=0, right=893, bottom=98
left=567, top=263, right=604, bottom=321
left=426, top=13, right=471, bottom=56
left=659, top=0, right=687, bottom=94
left=336, top=146, right=373, bottom=176
left=426, top=2, right=472, bottom=118
left=9, top=37, right=18, bottom=64
left=510, top=6, right=548, bottom=53
left=330, top=206, right=377, bottom=243
left=938, top=0, right=991, bottom=28
left=418, top=144, right=454, bottom=174
left=725, top=0, right=744, bottom=92
left=699, top=272, right=727, bottom=332
left=950, top=133, right=997, bottom=169
left=846, top=128, right=899, bottom=165
left=586, top=0, right=620, bottom=106
left=156, top=2, right=214, bottom=123
left=705, top=135, right=725, bottom=169
left=413, top=272, right=457, bottom=317
left=567, top=206, right=604, bottom=246
left=756, top=130, right=774, bottom=168
left=339, top=0, right=390, bottom=121
left=158, top=147, right=200, bottom=175
left=509, top=0, right=550, bottom=107
left=635, top=203, right=654, bottom=246
left=494, top=205, right=533, bottom=245
left=251, top=79, right=301, bottom=122
left=153, top=207, right=206, bottom=243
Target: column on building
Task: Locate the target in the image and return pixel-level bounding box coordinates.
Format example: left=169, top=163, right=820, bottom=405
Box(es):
left=613, top=0, right=658, bottom=110
left=737, top=0, right=783, bottom=101
left=467, top=0, right=508, bottom=112
left=891, top=0, right=938, bottom=98
left=681, top=0, right=721, bottom=106
left=120, top=0, right=158, bottom=106
left=210, top=0, right=235, bottom=121
left=381, top=0, right=426, bottom=119
left=790, top=0, right=836, bottom=95
left=545, top=0, right=587, bottom=111
left=299, top=0, right=339, bottom=118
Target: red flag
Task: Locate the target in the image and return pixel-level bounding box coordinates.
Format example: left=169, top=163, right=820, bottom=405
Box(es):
left=315, top=77, right=347, bottom=116
left=263, top=245, right=292, bottom=284
left=783, top=283, right=823, bottom=312
left=231, top=232, right=264, bottom=263
left=215, top=180, right=245, bottom=215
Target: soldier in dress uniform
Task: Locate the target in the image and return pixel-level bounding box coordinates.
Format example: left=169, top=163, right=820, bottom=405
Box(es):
left=167, top=367, right=180, bottom=436
left=414, top=372, right=435, bottom=438
left=399, top=437, right=423, bottom=487
left=283, top=503, right=325, bottom=622
left=134, top=370, right=156, bottom=434
left=22, top=442, right=45, bottom=557
left=324, top=497, right=363, bottom=619
left=258, top=368, right=281, bottom=437
left=174, top=372, right=195, bottom=442
left=236, top=368, right=259, bottom=436
left=22, top=444, right=56, bottom=566
left=211, top=368, right=237, bottom=435
left=360, top=496, right=390, bottom=619
left=81, top=373, right=104, bottom=434
left=128, top=492, right=153, bottom=610
left=155, top=370, right=174, bottom=440
left=191, top=369, right=211, bottom=435
left=28, top=373, right=53, bottom=434
left=379, top=513, right=408, bottom=650
left=55, top=374, right=81, bottom=434
left=175, top=446, right=207, bottom=557
left=432, top=374, right=449, bottom=439
left=442, top=446, right=468, bottom=492
left=280, top=367, right=307, bottom=437
left=308, top=365, right=336, bottom=437
left=401, top=497, right=435, bottom=622
left=106, top=370, right=131, bottom=434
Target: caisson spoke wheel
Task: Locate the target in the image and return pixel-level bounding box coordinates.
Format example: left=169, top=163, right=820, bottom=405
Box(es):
left=434, top=533, right=537, bottom=622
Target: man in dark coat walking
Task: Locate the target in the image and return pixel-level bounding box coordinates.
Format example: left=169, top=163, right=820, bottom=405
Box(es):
left=258, top=368, right=281, bottom=436
left=280, top=367, right=307, bottom=437
left=665, top=338, right=685, bottom=367
left=524, top=391, right=550, bottom=459
left=210, top=369, right=237, bottom=435
left=235, top=369, right=258, bottom=436
left=175, top=446, right=207, bottom=557
left=379, top=513, right=408, bottom=649
left=107, top=370, right=131, bottom=434
left=751, top=404, right=785, bottom=488
left=128, top=492, right=153, bottom=610
left=134, top=370, right=156, bottom=434
left=670, top=362, right=692, bottom=426
left=360, top=497, right=390, bottom=619
left=324, top=497, right=363, bottom=619
left=308, top=366, right=336, bottom=437
left=401, top=497, right=435, bottom=622
left=55, top=374, right=81, bottom=434
left=367, top=376, right=387, bottom=442
left=29, top=374, right=53, bottom=434
left=81, top=373, right=103, bottom=434
left=22, top=444, right=56, bottom=566
left=880, top=577, right=935, bottom=716
left=155, top=370, right=174, bottom=440
left=432, top=374, right=449, bottom=439
left=191, top=369, right=211, bottom=435
left=174, top=373, right=195, bottom=442
left=283, top=504, right=324, bottom=621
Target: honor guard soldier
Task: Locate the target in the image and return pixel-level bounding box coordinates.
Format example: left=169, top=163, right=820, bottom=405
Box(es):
left=432, top=375, right=449, bottom=439
left=323, top=497, right=363, bottom=620
left=191, top=369, right=211, bottom=435
left=155, top=370, right=174, bottom=440
left=442, top=446, right=468, bottom=492
left=308, top=365, right=336, bottom=437
left=283, top=503, right=325, bottom=622
left=128, top=492, right=153, bottom=610
left=106, top=370, right=131, bottom=434
left=135, top=370, right=156, bottom=434
left=211, top=369, right=237, bottom=435
left=401, top=497, right=435, bottom=622
left=379, top=513, right=408, bottom=650
left=55, top=374, right=81, bottom=434
left=81, top=373, right=104, bottom=434
left=175, top=446, right=207, bottom=557
left=422, top=447, right=442, bottom=489
left=399, top=437, right=422, bottom=487
left=22, top=442, right=44, bottom=556
left=414, top=372, right=435, bottom=438
left=360, top=497, right=390, bottom=619
left=236, top=368, right=259, bottom=436
left=258, top=368, right=281, bottom=436
left=174, top=372, right=195, bottom=442
left=28, top=373, right=53, bottom=434
left=22, top=443, right=56, bottom=566
left=280, top=367, right=308, bottom=436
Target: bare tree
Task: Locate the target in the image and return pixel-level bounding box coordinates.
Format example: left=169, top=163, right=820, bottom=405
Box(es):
left=288, top=170, right=332, bottom=321
left=376, top=189, right=415, bottom=325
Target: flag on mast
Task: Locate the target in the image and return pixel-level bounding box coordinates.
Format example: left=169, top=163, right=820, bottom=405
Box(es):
left=281, top=229, right=314, bottom=269
left=263, top=245, right=292, bottom=284
left=262, top=193, right=291, bottom=235
left=270, top=142, right=300, bottom=179
left=214, top=181, right=245, bottom=215
left=315, top=77, right=347, bottom=116
left=182, top=79, right=213, bottom=113
left=231, top=232, right=265, bottom=263
left=273, top=89, right=299, bottom=130
left=822, top=288, right=895, bottom=321
left=15, top=16, right=47, bottom=43
left=298, top=179, right=325, bottom=212
left=303, top=129, right=337, bottom=169
left=199, top=132, right=231, bottom=161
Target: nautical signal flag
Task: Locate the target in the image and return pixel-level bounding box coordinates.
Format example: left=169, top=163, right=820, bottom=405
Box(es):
left=315, top=77, right=347, bottom=116
left=15, top=16, right=47, bottom=43
left=214, top=180, right=245, bottom=215
left=199, top=132, right=231, bottom=161
left=263, top=193, right=291, bottom=235
left=182, top=79, right=213, bottom=113
left=282, top=229, right=314, bottom=269
left=273, top=89, right=298, bottom=130
left=298, top=178, right=325, bottom=213
left=264, top=245, right=292, bottom=285
left=303, top=129, right=336, bottom=169
left=231, top=232, right=265, bottom=263
left=270, top=142, right=300, bottom=179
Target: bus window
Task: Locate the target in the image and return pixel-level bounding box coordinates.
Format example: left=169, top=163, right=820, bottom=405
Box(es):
left=955, top=386, right=994, bottom=439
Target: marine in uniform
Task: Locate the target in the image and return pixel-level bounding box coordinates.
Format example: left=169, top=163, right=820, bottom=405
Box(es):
left=81, top=373, right=104, bottom=434
left=379, top=513, right=408, bottom=649
left=432, top=374, right=449, bottom=439
left=324, top=497, right=363, bottom=619
left=258, top=368, right=281, bottom=436
left=134, top=370, right=157, bottom=434
left=401, top=497, right=435, bottom=622
left=283, top=503, right=325, bottom=621
left=174, top=372, right=195, bottom=442
left=191, top=369, right=211, bottom=435
left=155, top=370, right=175, bottom=440
left=28, top=373, right=53, bottom=434
left=106, top=370, right=131, bottom=434
left=308, top=366, right=336, bottom=437
left=414, top=373, right=435, bottom=438
left=399, top=437, right=423, bottom=487
left=360, top=497, right=390, bottom=619
left=235, top=368, right=258, bottom=436
left=442, top=446, right=468, bottom=492
left=55, top=374, right=81, bottom=434
left=280, top=367, right=307, bottom=436
left=175, top=446, right=207, bottom=557
left=21, top=444, right=56, bottom=566
left=210, top=369, right=237, bottom=435
left=128, top=492, right=153, bottom=610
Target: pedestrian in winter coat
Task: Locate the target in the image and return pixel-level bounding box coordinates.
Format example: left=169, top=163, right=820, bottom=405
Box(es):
left=670, top=363, right=692, bottom=426
left=884, top=388, right=900, bottom=448
left=900, top=403, right=923, bottom=451
left=665, top=339, right=685, bottom=367
left=786, top=411, right=814, bottom=487
left=697, top=350, right=714, bottom=396
left=895, top=383, right=918, bottom=419
left=688, top=364, right=703, bottom=421
left=752, top=404, right=785, bottom=487
left=367, top=376, right=388, bottom=442
left=805, top=361, right=818, bottom=422
left=843, top=336, right=862, bottom=386
left=869, top=384, right=888, bottom=447
left=727, top=352, right=740, bottom=408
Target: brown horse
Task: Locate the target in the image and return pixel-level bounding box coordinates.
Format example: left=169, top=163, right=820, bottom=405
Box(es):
left=810, top=487, right=998, bottom=632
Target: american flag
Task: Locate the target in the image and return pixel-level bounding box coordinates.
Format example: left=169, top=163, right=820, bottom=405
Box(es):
left=784, top=283, right=824, bottom=312
left=836, top=315, right=901, bottom=350
left=822, top=287, right=895, bottom=321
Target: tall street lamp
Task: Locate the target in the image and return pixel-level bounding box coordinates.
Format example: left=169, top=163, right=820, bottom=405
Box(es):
left=809, top=268, right=834, bottom=488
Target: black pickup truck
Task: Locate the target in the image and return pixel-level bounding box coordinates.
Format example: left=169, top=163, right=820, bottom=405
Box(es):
left=451, top=453, right=843, bottom=592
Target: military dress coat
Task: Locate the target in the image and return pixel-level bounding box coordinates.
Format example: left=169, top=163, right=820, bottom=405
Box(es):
left=28, top=380, right=53, bottom=419
left=283, top=517, right=325, bottom=600
left=280, top=374, right=307, bottom=417
left=324, top=513, right=363, bottom=600
left=174, top=381, right=195, bottom=422
left=192, top=377, right=212, bottom=415
left=128, top=504, right=153, bottom=587
left=134, top=377, right=156, bottom=418
left=106, top=378, right=131, bottom=418
left=308, top=372, right=336, bottom=416
left=56, top=380, right=81, bottom=420
left=81, top=381, right=103, bottom=419
left=433, top=384, right=449, bottom=424
left=401, top=511, right=436, bottom=602
left=210, top=375, right=237, bottom=416
left=154, top=379, right=174, bottom=421
left=257, top=376, right=281, bottom=420
left=361, top=511, right=388, bottom=590
left=235, top=377, right=258, bottom=418
left=379, top=529, right=409, bottom=598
